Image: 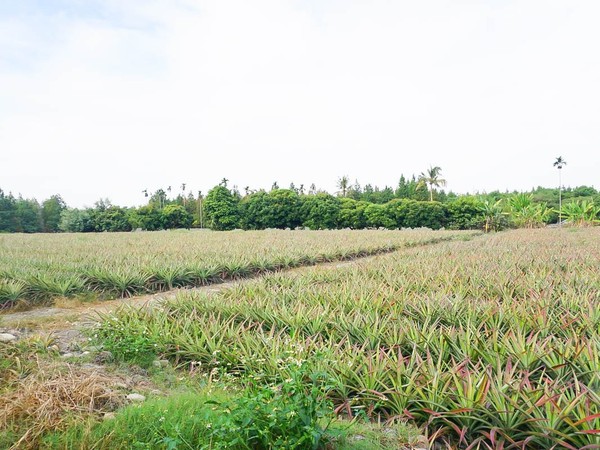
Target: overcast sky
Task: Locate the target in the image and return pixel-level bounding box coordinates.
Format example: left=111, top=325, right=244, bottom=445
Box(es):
left=1, top=0, right=598, bottom=207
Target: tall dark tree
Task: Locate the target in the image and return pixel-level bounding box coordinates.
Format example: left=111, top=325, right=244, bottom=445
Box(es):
left=14, top=197, right=42, bottom=232
left=0, top=189, right=17, bottom=232
left=203, top=185, right=240, bottom=230
left=41, top=195, right=66, bottom=232
left=239, top=191, right=270, bottom=229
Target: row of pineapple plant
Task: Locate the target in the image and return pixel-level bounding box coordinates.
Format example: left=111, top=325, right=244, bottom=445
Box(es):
left=0, top=229, right=474, bottom=307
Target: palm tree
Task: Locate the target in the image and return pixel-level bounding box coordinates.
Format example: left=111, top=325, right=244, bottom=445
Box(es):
left=181, top=183, right=187, bottom=206
left=553, top=157, right=567, bottom=226
left=337, top=176, right=350, bottom=197
left=417, top=166, right=447, bottom=202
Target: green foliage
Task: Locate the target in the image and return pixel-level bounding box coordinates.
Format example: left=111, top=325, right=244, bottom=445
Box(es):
left=59, top=208, right=92, bottom=232
left=404, top=200, right=447, bottom=229
left=204, top=186, right=240, bottom=231
left=386, top=199, right=448, bottom=229
left=209, top=363, right=334, bottom=449
left=89, top=205, right=132, bottom=232
left=85, top=268, right=150, bottom=298
left=0, top=189, right=17, bottom=232
left=506, top=193, right=551, bottom=228
left=480, top=199, right=508, bottom=232
left=0, top=190, right=42, bottom=232
left=338, top=198, right=368, bottom=229
left=14, top=197, right=43, bottom=233
left=265, top=189, right=302, bottom=229
left=417, top=166, right=447, bottom=202
left=241, top=190, right=302, bottom=229
left=161, top=204, right=193, bottom=229
left=42, top=389, right=391, bottom=450
left=148, top=188, right=169, bottom=209
left=2, top=180, right=598, bottom=234
left=446, top=197, right=484, bottom=230
left=0, top=280, right=27, bottom=308
left=560, top=199, right=600, bottom=226
left=41, top=393, right=224, bottom=450
left=239, top=191, right=270, bottom=229
left=301, top=194, right=340, bottom=230
left=364, top=203, right=395, bottom=228
left=92, top=309, right=160, bottom=365
left=128, top=205, right=164, bottom=231
left=41, top=195, right=66, bottom=232
left=359, top=184, right=396, bottom=204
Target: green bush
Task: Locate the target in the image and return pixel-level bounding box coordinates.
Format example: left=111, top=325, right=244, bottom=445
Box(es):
left=43, top=364, right=336, bottom=450
left=386, top=199, right=448, bottom=229
left=300, top=194, right=340, bottom=230
left=162, top=204, right=193, bottom=229
left=446, top=197, right=484, bottom=230
left=239, top=191, right=270, bottom=229
left=364, top=203, right=395, bottom=228
left=204, top=186, right=241, bottom=231
left=92, top=311, right=160, bottom=365
left=128, top=205, right=165, bottom=231
left=208, top=363, right=334, bottom=449
left=338, top=198, right=369, bottom=229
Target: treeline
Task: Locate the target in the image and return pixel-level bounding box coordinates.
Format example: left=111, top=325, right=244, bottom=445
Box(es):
left=0, top=193, right=66, bottom=233
left=0, top=181, right=598, bottom=233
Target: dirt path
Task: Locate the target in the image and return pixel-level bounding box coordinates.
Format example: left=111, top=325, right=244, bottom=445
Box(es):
left=0, top=281, right=240, bottom=351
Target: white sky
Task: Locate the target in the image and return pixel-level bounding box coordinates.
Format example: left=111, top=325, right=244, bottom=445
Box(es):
left=1, top=0, right=598, bottom=207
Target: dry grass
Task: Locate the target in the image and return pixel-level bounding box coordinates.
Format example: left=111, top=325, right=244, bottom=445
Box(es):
left=0, top=359, right=126, bottom=449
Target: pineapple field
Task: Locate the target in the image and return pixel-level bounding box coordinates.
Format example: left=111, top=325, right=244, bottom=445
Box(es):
left=1, top=228, right=599, bottom=449
left=0, top=229, right=472, bottom=308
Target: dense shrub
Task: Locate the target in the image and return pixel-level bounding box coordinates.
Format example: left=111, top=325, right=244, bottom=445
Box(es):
left=386, top=199, right=448, bottom=229
left=300, top=194, right=340, bottom=230
left=89, top=206, right=132, bottom=232
left=364, top=203, right=395, bottom=228
left=265, top=189, right=302, bottom=229
left=127, top=205, right=164, bottom=231
left=446, top=197, right=484, bottom=230
left=338, top=198, right=369, bottom=229
left=239, top=191, right=270, bottom=229
left=204, top=186, right=240, bottom=231
left=161, top=204, right=193, bottom=229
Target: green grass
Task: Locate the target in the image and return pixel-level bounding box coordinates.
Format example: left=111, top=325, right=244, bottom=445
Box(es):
left=40, top=391, right=418, bottom=450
